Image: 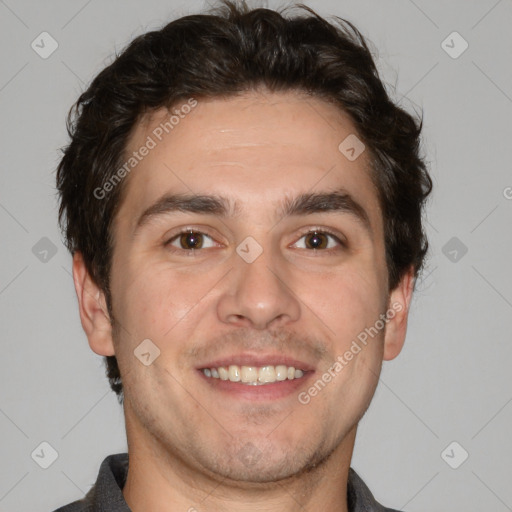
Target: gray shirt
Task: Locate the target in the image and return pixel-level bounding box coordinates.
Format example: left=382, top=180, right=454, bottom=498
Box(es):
left=53, top=453, right=403, bottom=512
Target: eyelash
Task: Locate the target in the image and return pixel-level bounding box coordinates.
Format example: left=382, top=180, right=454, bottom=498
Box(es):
left=164, top=227, right=346, bottom=254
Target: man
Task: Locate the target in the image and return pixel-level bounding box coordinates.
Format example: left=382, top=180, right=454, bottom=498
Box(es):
left=54, top=1, right=431, bottom=510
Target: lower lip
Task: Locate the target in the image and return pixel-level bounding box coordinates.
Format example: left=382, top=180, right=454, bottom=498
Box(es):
left=197, top=370, right=314, bottom=401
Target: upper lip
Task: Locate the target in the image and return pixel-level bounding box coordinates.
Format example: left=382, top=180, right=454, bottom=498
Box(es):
left=196, top=353, right=316, bottom=372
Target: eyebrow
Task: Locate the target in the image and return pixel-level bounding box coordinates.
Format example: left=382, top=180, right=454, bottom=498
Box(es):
left=134, top=190, right=372, bottom=235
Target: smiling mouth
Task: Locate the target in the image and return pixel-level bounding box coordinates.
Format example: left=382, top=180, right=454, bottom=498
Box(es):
left=200, top=364, right=307, bottom=385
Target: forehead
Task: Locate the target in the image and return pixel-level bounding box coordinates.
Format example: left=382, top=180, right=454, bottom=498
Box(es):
left=115, top=90, right=382, bottom=232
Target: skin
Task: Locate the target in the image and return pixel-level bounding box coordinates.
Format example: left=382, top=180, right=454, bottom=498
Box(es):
left=73, top=89, right=414, bottom=512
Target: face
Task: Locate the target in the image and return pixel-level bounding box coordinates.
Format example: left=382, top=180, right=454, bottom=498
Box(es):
left=75, top=90, right=412, bottom=486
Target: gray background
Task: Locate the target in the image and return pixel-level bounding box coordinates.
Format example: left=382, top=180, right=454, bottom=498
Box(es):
left=0, top=0, right=511, bottom=510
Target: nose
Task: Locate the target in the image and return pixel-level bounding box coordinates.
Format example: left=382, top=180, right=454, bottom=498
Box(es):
left=216, top=245, right=301, bottom=330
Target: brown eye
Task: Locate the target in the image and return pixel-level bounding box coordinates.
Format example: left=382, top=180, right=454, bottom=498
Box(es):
left=168, top=231, right=215, bottom=250
left=180, top=231, right=203, bottom=249
left=304, top=232, right=328, bottom=249
left=293, top=230, right=343, bottom=250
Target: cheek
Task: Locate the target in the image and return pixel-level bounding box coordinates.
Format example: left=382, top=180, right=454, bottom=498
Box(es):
left=114, top=259, right=218, bottom=341
left=296, top=264, right=385, bottom=339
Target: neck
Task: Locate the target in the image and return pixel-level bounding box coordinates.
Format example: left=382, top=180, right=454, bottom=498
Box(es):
left=122, top=420, right=356, bottom=512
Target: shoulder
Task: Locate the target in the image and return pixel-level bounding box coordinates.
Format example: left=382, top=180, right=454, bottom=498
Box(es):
left=51, top=490, right=95, bottom=512
left=348, top=467, right=405, bottom=512
left=51, top=453, right=128, bottom=512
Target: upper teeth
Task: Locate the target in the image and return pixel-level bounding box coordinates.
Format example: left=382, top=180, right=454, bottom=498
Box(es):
left=202, top=365, right=305, bottom=385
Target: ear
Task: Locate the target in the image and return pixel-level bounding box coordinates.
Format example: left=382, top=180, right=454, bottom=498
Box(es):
left=72, top=251, right=115, bottom=356
left=383, top=267, right=415, bottom=361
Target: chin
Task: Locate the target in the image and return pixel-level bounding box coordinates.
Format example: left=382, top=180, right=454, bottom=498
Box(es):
left=196, top=437, right=333, bottom=486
